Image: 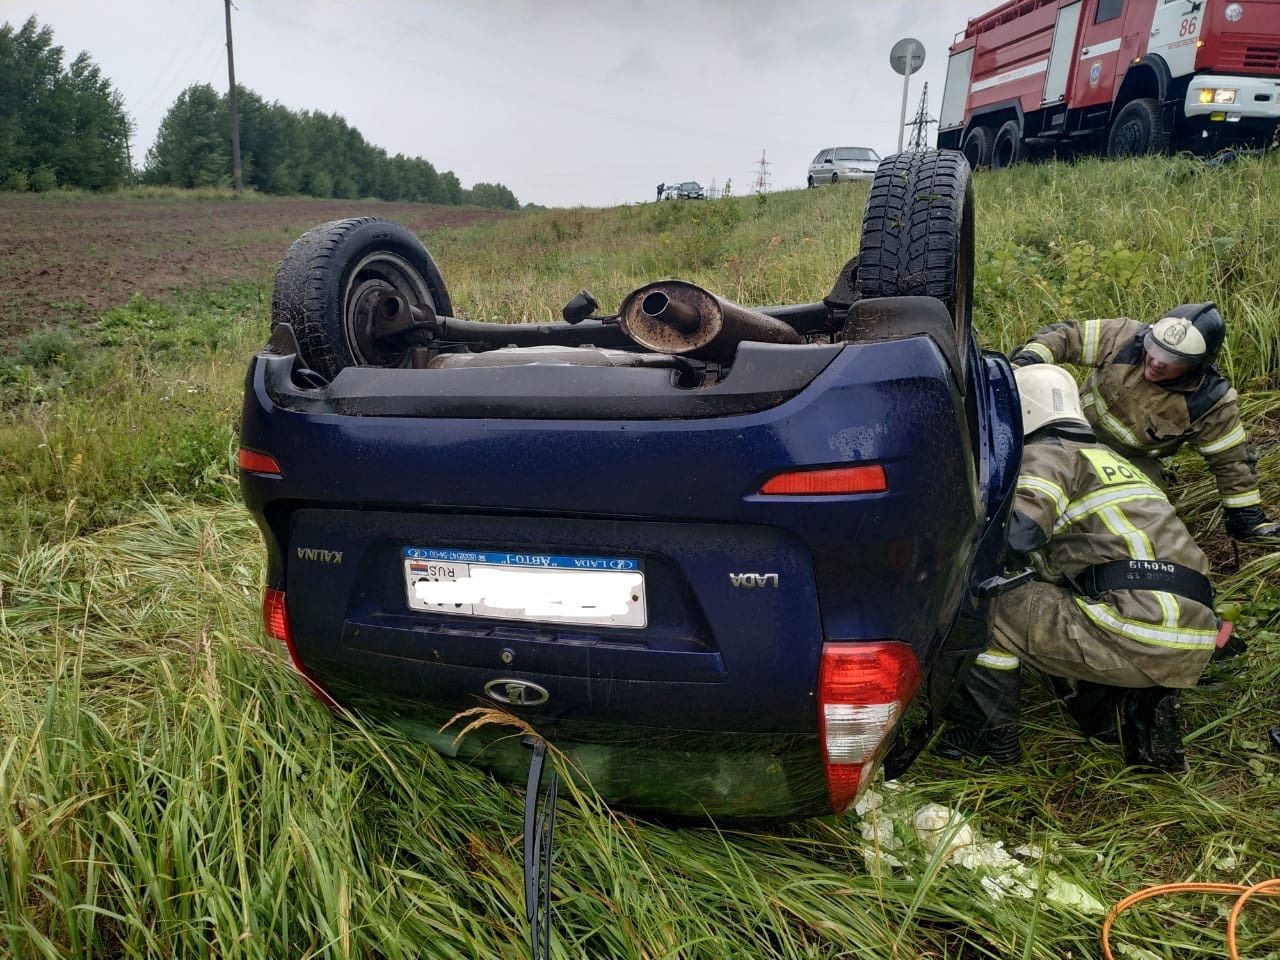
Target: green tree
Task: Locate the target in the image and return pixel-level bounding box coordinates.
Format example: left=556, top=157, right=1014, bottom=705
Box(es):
left=144, top=84, right=229, bottom=188
left=467, top=181, right=520, bottom=210
left=141, top=77, right=518, bottom=207
left=0, top=16, right=131, bottom=189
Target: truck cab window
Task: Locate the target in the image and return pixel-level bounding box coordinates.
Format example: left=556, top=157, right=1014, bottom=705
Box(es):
left=1095, top=0, right=1123, bottom=23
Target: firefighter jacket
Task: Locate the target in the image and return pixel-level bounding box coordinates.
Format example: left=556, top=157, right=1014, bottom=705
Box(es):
left=1016, top=317, right=1261, bottom=509
left=1012, top=435, right=1218, bottom=686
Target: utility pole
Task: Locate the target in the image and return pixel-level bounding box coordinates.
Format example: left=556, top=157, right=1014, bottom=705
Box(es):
left=124, top=118, right=134, bottom=184
left=224, top=0, right=243, bottom=193
left=752, top=150, right=771, bottom=193
left=890, top=38, right=925, bottom=154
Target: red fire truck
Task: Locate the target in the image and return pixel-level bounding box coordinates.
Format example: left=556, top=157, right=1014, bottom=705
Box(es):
left=937, top=0, right=1280, bottom=167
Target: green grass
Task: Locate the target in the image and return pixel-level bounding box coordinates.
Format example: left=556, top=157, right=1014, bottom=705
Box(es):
left=1, top=154, right=1278, bottom=958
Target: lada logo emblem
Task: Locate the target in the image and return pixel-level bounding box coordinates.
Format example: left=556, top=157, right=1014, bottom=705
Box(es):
left=484, top=678, right=550, bottom=706
left=729, top=572, right=780, bottom=588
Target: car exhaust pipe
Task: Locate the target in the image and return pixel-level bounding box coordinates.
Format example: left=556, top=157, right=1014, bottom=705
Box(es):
left=619, top=280, right=803, bottom=360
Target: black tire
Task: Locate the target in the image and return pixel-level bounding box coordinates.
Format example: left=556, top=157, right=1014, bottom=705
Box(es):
left=991, top=119, right=1022, bottom=169
left=855, top=150, right=975, bottom=384
left=831, top=172, right=840, bottom=185
left=807, top=175, right=815, bottom=188
left=271, top=218, right=452, bottom=379
left=1107, top=98, right=1170, bottom=157
left=961, top=125, right=995, bottom=169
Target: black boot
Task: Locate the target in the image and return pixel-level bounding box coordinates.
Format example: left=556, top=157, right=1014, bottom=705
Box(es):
left=933, top=724, right=1022, bottom=764
left=933, top=650, right=1022, bottom=764
left=1052, top=677, right=1123, bottom=742
left=1119, top=687, right=1188, bottom=773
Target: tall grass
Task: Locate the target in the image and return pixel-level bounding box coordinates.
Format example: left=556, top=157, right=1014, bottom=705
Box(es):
left=1, top=154, right=1278, bottom=958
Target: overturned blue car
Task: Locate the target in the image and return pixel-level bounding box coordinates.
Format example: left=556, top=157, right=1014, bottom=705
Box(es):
left=238, top=150, right=1022, bottom=820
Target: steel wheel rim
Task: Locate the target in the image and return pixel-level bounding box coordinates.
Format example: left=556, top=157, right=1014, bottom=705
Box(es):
left=342, top=250, right=435, bottom=366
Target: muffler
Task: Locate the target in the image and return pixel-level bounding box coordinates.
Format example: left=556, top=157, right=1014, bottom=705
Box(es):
left=618, top=280, right=802, bottom=360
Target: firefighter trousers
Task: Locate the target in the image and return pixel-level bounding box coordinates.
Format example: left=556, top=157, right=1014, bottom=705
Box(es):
left=989, top=580, right=1206, bottom=689
left=945, top=579, right=1212, bottom=734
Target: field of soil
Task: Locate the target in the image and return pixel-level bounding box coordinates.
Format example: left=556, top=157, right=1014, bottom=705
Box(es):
left=0, top=195, right=504, bottom=339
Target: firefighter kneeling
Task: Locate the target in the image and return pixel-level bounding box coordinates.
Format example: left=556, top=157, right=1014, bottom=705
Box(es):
left=936, top=364, right=1219, bottom=771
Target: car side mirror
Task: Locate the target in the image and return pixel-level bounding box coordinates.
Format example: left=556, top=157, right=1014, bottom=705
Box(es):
left=562, top=290, right=599, bottom=324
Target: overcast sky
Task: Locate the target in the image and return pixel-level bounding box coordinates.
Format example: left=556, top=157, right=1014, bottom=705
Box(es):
left=8, top=0, right=997, bottom=208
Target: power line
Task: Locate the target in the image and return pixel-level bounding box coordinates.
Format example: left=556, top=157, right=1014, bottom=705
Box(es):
left=907, top=82, right=936, bottom=152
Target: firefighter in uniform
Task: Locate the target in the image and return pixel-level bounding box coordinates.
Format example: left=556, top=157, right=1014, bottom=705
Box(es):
left=1010, top=303, right=1278, bottom=542
left=936, top=364, right=1219, bottom=770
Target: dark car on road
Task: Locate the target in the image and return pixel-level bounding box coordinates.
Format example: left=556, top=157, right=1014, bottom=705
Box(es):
left=239, top=150, right=1020, bottom=820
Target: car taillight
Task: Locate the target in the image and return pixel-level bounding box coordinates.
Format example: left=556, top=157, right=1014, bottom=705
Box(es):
left=817, top=641, right=920, bottom=814
left=261, top=587, right=339, bottom=709
left=262, top=587, right=292, bottom=647
left=238, top=448, right=282, bottom=476
left=759, top=465, right=886, bottom=496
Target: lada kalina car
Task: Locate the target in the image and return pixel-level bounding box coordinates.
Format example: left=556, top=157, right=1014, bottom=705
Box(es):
left=808, top=146, right=882, bottom=186
left=239, top=150, right=1021, bottom=820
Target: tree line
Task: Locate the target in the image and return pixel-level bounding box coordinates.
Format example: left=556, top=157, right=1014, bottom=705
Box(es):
left=0, top=16, right=520, bottom=209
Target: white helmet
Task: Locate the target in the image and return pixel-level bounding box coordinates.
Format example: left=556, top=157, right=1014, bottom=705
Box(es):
left=1145, top=314, right=1209, bottom=367
left=1014, top=364, right=1087, bottom=436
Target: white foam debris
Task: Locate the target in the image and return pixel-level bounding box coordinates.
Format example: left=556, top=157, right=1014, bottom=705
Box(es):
left=1114, top=942, right=1162, bottom=960
left=849, top=796, right=1104, bottom=914
left=951, top=838, right=1020, bottom=872
left=861, top=816, right=903, bottom=850
left=913, top=803, right=975, bottom=858
left=981, top=873, right=1034, bottom=900
left=854, top=788, right=885, bottom=817
left=1043, top=876, right=1106, bottom=914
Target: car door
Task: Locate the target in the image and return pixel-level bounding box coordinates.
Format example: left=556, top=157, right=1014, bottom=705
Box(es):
left=1071, top=0, right=1129, bottom=110
left=809, top=149, right=832, bottom=182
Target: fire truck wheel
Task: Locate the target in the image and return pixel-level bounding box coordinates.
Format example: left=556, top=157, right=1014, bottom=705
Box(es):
left=1107, top=98, right=1170, bottom=158
left=992, top=120, right=1022, bottom=169
left=855, top=150, right=974, bottom=386
left=271, top=218, right=453, bottom=379
left=961, top=125, right=995, bottom=169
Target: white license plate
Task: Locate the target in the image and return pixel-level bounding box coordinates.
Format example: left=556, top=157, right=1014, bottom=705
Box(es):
left=403, top=547, right=647, bottom=628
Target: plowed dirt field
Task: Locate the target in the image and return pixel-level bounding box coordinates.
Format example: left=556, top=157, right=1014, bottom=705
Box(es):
left=0, top=196, right=504, bottom=339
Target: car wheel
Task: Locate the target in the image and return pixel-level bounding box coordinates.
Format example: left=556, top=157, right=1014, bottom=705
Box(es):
left=961, top=125, right=995, bottom=169
left=807, top=175, right=815, bottom=188
left=1107, top=98, right=1169, bottom=158
left=271, top=218, right=452, bottom=379
left=991, top=119, right=1022, bottom=169
left=855, top=150, right=974, bottom=384
left=831, top=173, right=840, bottom=185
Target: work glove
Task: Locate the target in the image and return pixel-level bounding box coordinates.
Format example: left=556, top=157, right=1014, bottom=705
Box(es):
left=1009, top=349, right=1043, bottom=367
left=1223, top=505, right=1280, bottom=542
